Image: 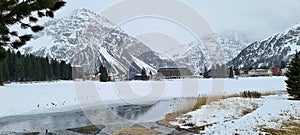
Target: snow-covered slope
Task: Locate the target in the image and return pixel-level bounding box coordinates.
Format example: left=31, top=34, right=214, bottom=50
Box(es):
left=21, top=8, right=175, bottom=74
left=228, top=23, right=300, bottom=69
left=175, top=32, right=252, bottom=72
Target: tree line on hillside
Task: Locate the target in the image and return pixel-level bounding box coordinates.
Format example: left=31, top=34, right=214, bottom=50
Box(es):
left=0, top=48, right=72, bottom=82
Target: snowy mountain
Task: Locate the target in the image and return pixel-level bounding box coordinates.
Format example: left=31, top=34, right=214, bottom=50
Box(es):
left=228, top=23, right=300, bottom=69
left=21, top=8, right=176, bottom=74
left=175, top=32, right=252, bottom=72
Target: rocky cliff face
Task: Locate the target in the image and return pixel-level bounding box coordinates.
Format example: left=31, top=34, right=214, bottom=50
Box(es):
left=21, top=8, right=176, bottom=75
left=175, top=32, right=251, bottom=72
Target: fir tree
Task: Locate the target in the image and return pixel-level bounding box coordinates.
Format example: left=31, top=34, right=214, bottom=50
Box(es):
left=285, top=51, right=300, bottom=98
left=0, top=47, right=7, bottom=83
left=229, top=66, right=234, bottom=78
left=52, top=59, right=60, bottom=80
left=149, top=71, right=153, bottom=79
left=13, top=51, right=25, bottom=81
left=0, top=0, right=66, bottom=49
left=141, top=67, right=147, bottom=80
left=2, top=59, right=9, bottom=81
left=99, top=65, right=108, bottom=82
left=48, top=62, right=54, bottom=80
left=60, top=61, right=69, bottom=80
left=203, top=66, right=209, bottom=78
left=0, top=47, right=7, bottom=63
left=0, top=49, right=71, bottom=82
left=35, top=57, right=43, bottom=81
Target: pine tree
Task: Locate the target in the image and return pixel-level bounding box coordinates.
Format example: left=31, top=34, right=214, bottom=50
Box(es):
left=8, top=50, right=15, bottom=80
left=229, top=66, right=234, bottom=78
left=2, top=59, right=9, bottom=81
left=149, top=71, right=153, bottom=79
left=52, top=59, right=60, bottom=80
left=203, top=66, right=209, bottom=78
left=13, top=51, right=25, bottom=81
left=28, top=54, right=36, bottom=81
left=0, top=62, right=4, bottom=82
left=48, top=62, right=54, bottom=80
left=0, top=0, right=66, bottom=49
left=285, top=51, right=300, bottom=98
left=68, top=63, right=72, bottom=80
left=99, top=65, right=108, bottom=82
left=23, top=55, right=30, bottom=81
left=141, top=67, right=147, bottom=80
left=35, top=57, right=43, bottom=81
left=0, top=47, right=7, bottom=63
left=41, top=57, right=49, bottom=80
left=0, top=47, right=7, bottom=83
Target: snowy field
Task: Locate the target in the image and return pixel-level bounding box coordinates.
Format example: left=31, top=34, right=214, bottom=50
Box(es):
left=171, top=94, right=300, bottom=134
left=0, top=76, right=286, bottom=118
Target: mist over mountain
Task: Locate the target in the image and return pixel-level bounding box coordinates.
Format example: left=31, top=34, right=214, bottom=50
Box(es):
left=228, top=23, right=300, bottom=69
left=175, top=32, right=252, bottom=72
left=21, top=8, right=288, bottom=75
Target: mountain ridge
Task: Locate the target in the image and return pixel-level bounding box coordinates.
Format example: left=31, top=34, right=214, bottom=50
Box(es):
left=21, top=8, right=176, bottom=75
left=228, top=22, right=300, bottom=69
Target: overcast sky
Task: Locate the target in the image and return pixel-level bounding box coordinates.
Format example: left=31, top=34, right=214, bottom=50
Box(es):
left=53, top=0, right=300, bottom=45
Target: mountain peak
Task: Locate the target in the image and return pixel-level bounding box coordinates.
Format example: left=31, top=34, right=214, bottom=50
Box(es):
left=69, top=8, right=98, bottom=21
left=229, top=22, right=300, bottom=69
left=21, top=8, right=176, bottom=75
left=71, top=8, right=96, bottom=15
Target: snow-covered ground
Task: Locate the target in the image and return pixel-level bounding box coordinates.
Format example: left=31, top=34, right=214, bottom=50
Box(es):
left=171, top=94, right=300, bottom=134
left=0, top=76, right=286, bottom=118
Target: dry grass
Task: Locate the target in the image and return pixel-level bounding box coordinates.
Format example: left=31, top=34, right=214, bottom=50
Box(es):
left=241, top=91, right=262, bottom=98
left=156, top=95, right=244, bottom=130
left=261, top=121, right=300, bottom=135
left=157, top=92, right=277, bottom=133
left=192, top=97, right=209, bottom=111
left=261, top=92, right=276, bottom=96
left=67, top=125, right=104, bottom=134
left=192, top=93, right=246, bottom=111
left=156, top=112, right=182, bottom=128
left=113, top=127, right=158, bottom=135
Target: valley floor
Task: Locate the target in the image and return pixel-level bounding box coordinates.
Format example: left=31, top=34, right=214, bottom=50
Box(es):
left=0, top=76, right=286, bottom=118
left=0, top=76, right=294, bottom=134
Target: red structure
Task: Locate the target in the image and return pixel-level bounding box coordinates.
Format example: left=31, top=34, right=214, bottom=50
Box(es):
left=272, top=66, right=281, bottom=76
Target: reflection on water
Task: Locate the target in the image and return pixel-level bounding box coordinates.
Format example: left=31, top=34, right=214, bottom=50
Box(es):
left=0, top=98, right=196, bottom=134
left=113, top=104, right=154, bottom=120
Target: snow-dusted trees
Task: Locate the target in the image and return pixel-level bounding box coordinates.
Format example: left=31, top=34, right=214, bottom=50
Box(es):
left=211, top=64, right=227, bottom=78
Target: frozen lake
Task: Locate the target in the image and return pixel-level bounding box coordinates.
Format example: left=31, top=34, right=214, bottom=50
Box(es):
left=0, top=77, right=287, bottom=134
left=0, top=98, right=194, bottom=134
